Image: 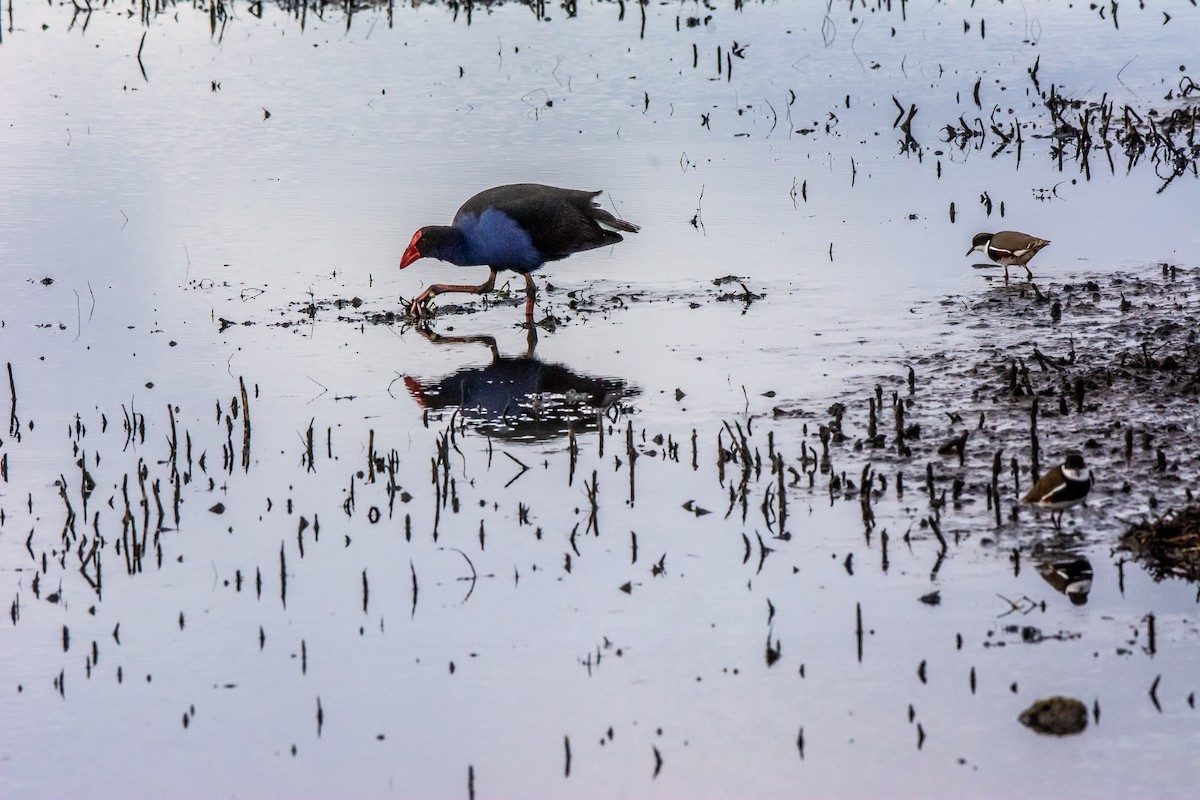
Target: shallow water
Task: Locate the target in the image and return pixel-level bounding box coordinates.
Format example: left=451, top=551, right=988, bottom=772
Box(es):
left=2, top=2, right=1199, bottom=798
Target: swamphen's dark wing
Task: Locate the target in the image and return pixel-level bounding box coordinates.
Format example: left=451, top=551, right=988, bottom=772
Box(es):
left=455, top=184, right=638, bottom=263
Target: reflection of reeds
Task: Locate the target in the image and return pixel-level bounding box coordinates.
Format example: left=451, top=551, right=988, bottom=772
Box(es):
left=1029, top=396, right=1040, bottom=483
left=239, top=377, right=251, bottom=473
left=279, top=541, right=288, bottom=608
left=303, top=418, right=315, bottom=472
left=625, top=421, right=636, bottom=503
left=136, top=32, right=147, bottom=82
left=855, top=602, right=863, bottom=663
left=7, top=362, right=21, bottom=442
left=567, top=423, right=577, bottom=485
left=584, top=470, right=599, bottom=535
left=943, top=70, right=1200, bottom=192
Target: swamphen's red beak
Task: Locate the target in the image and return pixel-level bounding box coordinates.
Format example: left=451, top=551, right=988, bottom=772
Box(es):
left=399, top=231, right=422, bottom=269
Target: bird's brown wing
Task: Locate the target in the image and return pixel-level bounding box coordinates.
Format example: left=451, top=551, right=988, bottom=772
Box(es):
left=991, top=231, right=1050, bottom=259
left=1021, top=466, right=1065, bottom=504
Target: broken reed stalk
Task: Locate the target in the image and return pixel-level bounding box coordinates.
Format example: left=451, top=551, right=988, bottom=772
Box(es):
left=173, top=468, right=182, bottom=526
left=1030, top=396, right=1040, bottom=483
left=585, top=470, right=599, bottom=535
left=777, top=452, right=788, bottom=535
left=367, top=428, right=376, bottom=483
left=167, top=403, right=179, bottom=483
left=58, top=474, right=77, bottom=538
left=7, top=361, right=20, bottom=439
left=992, top=449, right=1003, bottom=526
left=427, top=465, right=436, bottom=542
left=239, top=377, right=251, bottom=473
left=567, top=422, right=577, bottom=486
left=137, top=459, right=150, bottom=552
left=855, top=602, right=864, bottom=663
left=305, top=418, right=316, bottom=473
left=859, top=463, right=874, bottom=532
left=223, top=412, right=234, bottom=474
left=716, top=429, right=726, bottom=485
left=893, top=396, right=909, bottom=457
left=625, top=421, right=636, bottom=504
left=151, top=478, right=165, bottom=533
left=279, top=541, right=288, bottom=609
left=928, top=515, right=947, bottom=554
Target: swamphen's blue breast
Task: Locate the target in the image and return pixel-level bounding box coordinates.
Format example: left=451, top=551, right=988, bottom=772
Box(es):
left=450, top=207, right=543, bottom=274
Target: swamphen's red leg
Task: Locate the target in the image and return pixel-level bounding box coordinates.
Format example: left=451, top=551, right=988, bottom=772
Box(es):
left=523, top=273, right=537, bottom=319
left=410, top=268, right=497, bottom=318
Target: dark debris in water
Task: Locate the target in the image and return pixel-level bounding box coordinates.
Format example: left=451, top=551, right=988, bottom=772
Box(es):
left=1119, top=505, right=1200, bottom=583
left=715, top=281, right=765, bottom=308
left=917, top=590, right=941, bottom=606
left=1019, top=696, right=1088, bottom=736
left=222, top=275, right=773, bottom=332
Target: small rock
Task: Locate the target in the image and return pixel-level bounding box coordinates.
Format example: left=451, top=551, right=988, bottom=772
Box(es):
left=1019, top=696, right=1087, bottom=736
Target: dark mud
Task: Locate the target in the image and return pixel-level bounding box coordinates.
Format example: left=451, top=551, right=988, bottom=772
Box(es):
left=218, top=274, right=769, bottom=332
left=1018, top=695, right=1089, bottom=736
left=798, top=266, right=1200, bottom=548
left=1120, top=504, right=1200, bottom=582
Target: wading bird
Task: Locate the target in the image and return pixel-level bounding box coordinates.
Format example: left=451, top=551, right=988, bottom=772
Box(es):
left=1021, top=453, right=1092, bottom=530
left=400, top=184, right=639, bottom=319
left=966, top=230, right=1050, bottom=281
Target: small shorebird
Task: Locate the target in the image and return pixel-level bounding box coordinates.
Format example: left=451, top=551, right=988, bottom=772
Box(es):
left=1021, top=454, right=1093, bottom=530
left=966, top=230, right=1051, bottom=281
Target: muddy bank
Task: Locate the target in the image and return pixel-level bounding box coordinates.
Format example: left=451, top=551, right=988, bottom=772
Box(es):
left=790, top=266, right=1200, bottom=546
left=1121, top=504, right=1200, bottom=582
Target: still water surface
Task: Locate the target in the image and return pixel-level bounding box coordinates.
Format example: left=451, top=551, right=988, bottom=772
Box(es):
left=2, top=2, right=1198, bottom=797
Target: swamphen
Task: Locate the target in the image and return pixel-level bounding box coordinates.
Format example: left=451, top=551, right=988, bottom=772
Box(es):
left=399, top=184, right=639, bottom=318
left=966, top=230, right=1051, bottom=282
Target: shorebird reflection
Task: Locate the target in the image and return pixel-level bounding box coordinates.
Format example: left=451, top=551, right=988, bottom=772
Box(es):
left=1036, top=555, right=1093, bottom=606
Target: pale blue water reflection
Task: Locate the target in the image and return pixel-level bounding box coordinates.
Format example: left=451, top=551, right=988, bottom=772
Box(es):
left=1, top=2, right=1198, bottom=798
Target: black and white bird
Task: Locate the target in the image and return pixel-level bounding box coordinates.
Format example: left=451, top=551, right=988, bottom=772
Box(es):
left=1021, top=454, right=1093, bottom=530
left=966, top=230, right=1051, bottom=282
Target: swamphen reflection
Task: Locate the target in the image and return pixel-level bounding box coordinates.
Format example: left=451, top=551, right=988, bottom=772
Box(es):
left=404, top=327, right=635, bottom=442
left=400, top=184, right=639, bottom=318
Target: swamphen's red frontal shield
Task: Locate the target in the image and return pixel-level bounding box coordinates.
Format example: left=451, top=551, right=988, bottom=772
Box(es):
left=400, top=184, right=639, bottom=318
